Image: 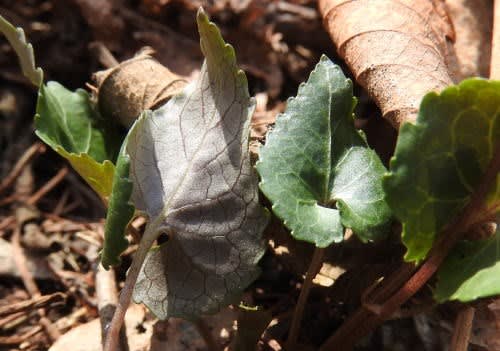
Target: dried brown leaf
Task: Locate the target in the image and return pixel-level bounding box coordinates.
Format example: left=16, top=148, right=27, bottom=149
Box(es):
left=48, top=304, right=152, bottom=351
left=94, top=49, right=187, bottom=128
left=319, top=0, right=457, bottom=127
left=471, top=299, right=500, bottom=350
left=445, top=0, right=493, bottom=79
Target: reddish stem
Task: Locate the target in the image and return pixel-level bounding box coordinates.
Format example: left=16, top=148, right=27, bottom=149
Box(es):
left=449, top=306, right=475, bottom=351
left=103, top=224, right=159, bottom=351
left=286, top=247, right=325, bottom=350
left=320, top=144, right=500, bottom=351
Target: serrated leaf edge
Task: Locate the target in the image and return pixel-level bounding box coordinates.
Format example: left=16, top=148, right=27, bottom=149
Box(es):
left=0, top=15, right=43, bottom=86
left=257, top=56, right=350, bottom=248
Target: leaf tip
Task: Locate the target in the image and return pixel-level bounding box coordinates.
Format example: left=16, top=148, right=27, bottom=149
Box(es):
left=196, top=7, right=209, bottom=24
left=0, top=14, right=43, bottom=86
left=99, top=254, right=116, bottom=270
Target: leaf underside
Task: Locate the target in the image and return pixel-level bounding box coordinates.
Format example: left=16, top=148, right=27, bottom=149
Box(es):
left=435, top=219, right=500, bottom=302
left=35, top=82, right=121, bottom=198
left=384, top=78, right=500, bottom=262
left=130, top=10, right=268, bottom=320
left=257, top=55, right=391, bottom=248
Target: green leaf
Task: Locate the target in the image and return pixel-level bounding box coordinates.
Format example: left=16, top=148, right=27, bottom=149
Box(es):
left=256, top=56, right=391, bottom=247
left=0, top=15, right=43, bottom=86
left=384, top=78, right=500, bottom=262
left=101, top=130, right=135, bottom=269
left=435, top=220, right=500, bottom=302
left=130, top=9, right=268, bottom=320
left=35, top=82, right=121, bottom=198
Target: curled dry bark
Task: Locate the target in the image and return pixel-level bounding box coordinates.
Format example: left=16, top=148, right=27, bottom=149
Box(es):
left=318, top=0, right=457, bottom=128
left=93, top=48, right=187, bottom=128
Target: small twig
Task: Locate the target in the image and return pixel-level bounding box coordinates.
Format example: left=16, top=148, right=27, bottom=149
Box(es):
left=286, top=246, right=325, bottom=350
left=54, top=306, right=88, bottom=331
left=27, top=166, right=68, bottom=205
left=96, top=264, right=129, bottom=351
left=194, top=318, right=219, bottom=351
left=89, top=41, right=119, bottom=68
left=0, top=216, right=15, bottom=234
left=0, top=312, right=25, bottom=329
left=0, top=193, right=19, bottom=206
left=53, top=189, right=70, bottom=215
left=449, top=306, right=475, bottom=351
left=11, top=228, right=61, bottom=341
left=0, top=325, right=42, bottom=346
left=65, top=171, right=106, bottom=213
left=58, top=198, right=84, bottom=216
left=0, top=142, right=45, bottom=196
left=0, top=292, right=65, bottom=318
left=104, top=224, right=159, bottom=351
left=118, top=7, right=199, bottom=49
left=491, top=0, right=500, bottom=79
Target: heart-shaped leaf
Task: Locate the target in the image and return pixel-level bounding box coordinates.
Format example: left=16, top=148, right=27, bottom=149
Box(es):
left=257, top=56, right=391, bottom=248
left=384, top=78, right=500, bottom=262
left=129, top=10, right=268, bottom=320
left=35, top=82, right=122, bottom=198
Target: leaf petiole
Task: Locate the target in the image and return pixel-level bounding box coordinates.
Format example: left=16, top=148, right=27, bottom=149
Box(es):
left=103, top=220, right=163, bottom=351
left=286, top=246, right=325, bottom=350
left=319, top=144, right=500, bottom=351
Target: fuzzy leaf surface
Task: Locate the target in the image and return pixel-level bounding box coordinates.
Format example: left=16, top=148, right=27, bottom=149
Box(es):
left=435, top=220, right=500, bottom=302
left=101, top=132, right=135, bottom=269
left=130, top=10, right=268, bottom=320
left=35, top=82, right=121, bottom=198
left=384, top=79, right=500, bottom=262
left=257, top=56, right=391, bottom=247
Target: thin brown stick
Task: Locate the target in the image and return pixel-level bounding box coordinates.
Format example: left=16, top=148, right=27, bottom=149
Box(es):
left=0, top=194, right=19, bottom=206
left=89, top=41, right=119, bottom=68
left=53, top=189, right=70, bottom=215
left=104, top=225, right=159, bottom=351
left=0, top=292, right=65, bottom=318
left=11, top=228, right=61, bottom=341
left=12, top=228, right=39, bottom=295
left=0, top=312, right=25, bottom=329
left=65, top=171, right=106, bottom=210
left=96, top=265, right=128, bottom=351
left=0, top=325, right=43, bottom=345
left=0, top=142, right=45, bottom=196
left=0, top=216, right=14, bottom=232
left=286, top=247, right=325, bottom=350
left=491, top=0, right=500, bottom=79
left=194, top=318, right=219, bottom=351
left=320, top=144, right=500, bottom=351
left=27, top=167, right=68, bottom=205
left=449, top=306, right=475, bottom=351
